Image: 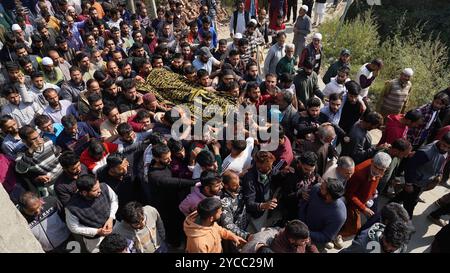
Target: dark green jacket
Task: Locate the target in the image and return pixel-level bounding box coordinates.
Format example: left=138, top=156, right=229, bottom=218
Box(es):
left=276, top=56, right=296, bottom=77
left=293, top=70, right=323, bottom=108
left=323, top=60, right=350, bottom=84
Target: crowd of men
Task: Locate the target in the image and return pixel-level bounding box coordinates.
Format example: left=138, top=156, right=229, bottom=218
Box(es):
left=0, top=0, right=449, bottom=253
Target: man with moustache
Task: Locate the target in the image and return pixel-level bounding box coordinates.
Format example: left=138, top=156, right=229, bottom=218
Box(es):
left=17, top=71, right=56, bottom=112
left=339, top=152, right=392, bottom=237
left=320, top=93, right=344, bottom=130
left=294, top=97, right=336, bottom=141
left=0, top=115, right=26, bottom=159
left=106, top=61, right=121, bottom=81
left=101, top=78, right=120, bottom=106
left=117, top=79, right=143, bottom=113
left=278, top=152, right=322, bottom=223
left=43, top=88, right=72, bottom=123
left=65, top=174, right=119, bottom=253
left=114, top=123, right=151, bottom=182
left=76, top=52, right=97, bottom=82
left=41, top=57, right=65, bottom=86
left=54, top=151, right=86, bottom=206
left=407, top=92, right=449, bottom=149
left=56, top=35, right=77, bottom=64
left=379, top=68, right=414, bottom=116
left=323, top=49, right=351, bottom=84
left=16, top=126, right=63, bottom=197
left=322, top=66, right=351, bottom=98
left=242, top=151, right=279, bottom=233
left=219, top=171, right=250, bottom=240
left=179, top=170, right=223, bottom=216
left=97, top=153, right=137, bottom=218
left=242, top=61, right=263, bottom=85
left=293, top=61, right=324, bottom=110
left=18, top=191, right=71, bottom=252
left=60, top=67, right=86, bottom=102
left=147, top=144, right=196, bottom=248
left=57, top=114, right=98, bottom=155
left=34, top=114, right=64, bottom=144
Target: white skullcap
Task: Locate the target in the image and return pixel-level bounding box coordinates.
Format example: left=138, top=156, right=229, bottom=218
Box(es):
left=42, top=57, right=54, bottom=66
left=402, top=68, right=414, bottom=76
left=67, top=6, right=76, bottom=12
left=11, top=24, right=21, bottom=31
left=301, top=5, right=309, bottom=12
left=313, top=32, right=323, bottom=40
left=249, top=19, right=257, bottom=25
left=234, top=33, right=243, bottom=39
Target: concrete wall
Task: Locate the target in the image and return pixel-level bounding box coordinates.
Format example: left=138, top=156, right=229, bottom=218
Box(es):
left=0, top=187, right=43, bottom=253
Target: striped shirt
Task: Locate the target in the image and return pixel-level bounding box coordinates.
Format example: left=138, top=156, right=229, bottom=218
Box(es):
left=15, top=139, right=63, bottom=184
left=380, top=78, right=412, bottom=116
left=240, top=50, right=253, bottom=66
left=244, top=30, right=264, bottom=57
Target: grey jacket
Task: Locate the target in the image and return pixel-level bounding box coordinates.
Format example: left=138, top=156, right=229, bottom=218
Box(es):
left=20, top=196, right=70, bottom=252
left=293, top=15, right=311, bottom=39
left=406, top=141, right=447, bottom=188
left=60, top=80, right=86, bottom=102
left=112, top=205, right=166, bottom=253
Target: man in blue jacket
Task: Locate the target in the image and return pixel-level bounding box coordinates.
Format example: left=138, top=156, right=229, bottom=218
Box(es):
left=299, top=178, right=346, bottom=250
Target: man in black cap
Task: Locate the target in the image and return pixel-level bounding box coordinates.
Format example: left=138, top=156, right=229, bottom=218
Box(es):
left=323, top=49, right=351, bottom=84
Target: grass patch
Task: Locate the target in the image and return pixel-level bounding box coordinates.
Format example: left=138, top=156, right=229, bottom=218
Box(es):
left=320, top=10, right=450, bottom=110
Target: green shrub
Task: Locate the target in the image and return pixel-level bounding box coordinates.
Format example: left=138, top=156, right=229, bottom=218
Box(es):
left=373, top=14, right=450, bottom=109
left=320, top=10, right=450, bottom=110
left=320, top=10, right=380, bottom=68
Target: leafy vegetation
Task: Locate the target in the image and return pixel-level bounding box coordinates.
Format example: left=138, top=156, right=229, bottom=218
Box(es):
left=320, top=10, right=450, bottom=109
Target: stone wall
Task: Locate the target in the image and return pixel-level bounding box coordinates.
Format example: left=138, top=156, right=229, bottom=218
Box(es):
left=0, top=187, right=43, bottom=253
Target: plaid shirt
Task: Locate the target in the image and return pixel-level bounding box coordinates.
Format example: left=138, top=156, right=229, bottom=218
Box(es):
left=407, top=103, right=438, bottom=147
left=244, top=29, right=265, bottom=57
